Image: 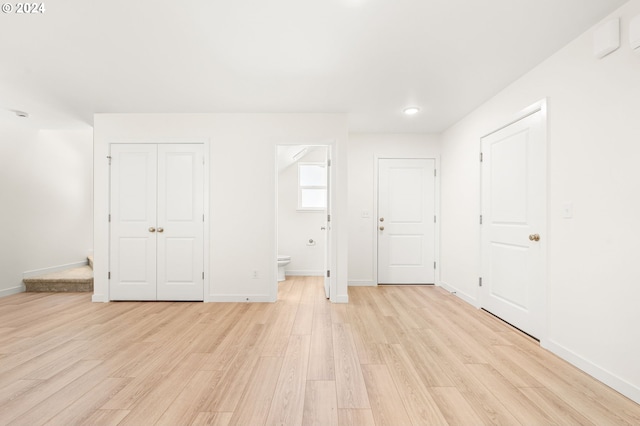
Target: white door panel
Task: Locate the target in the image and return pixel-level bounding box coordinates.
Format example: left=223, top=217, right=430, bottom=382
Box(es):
left=157, top=145, right=204, bottom=301
left=324, top=148, right=332, bottom=299
left=481, top=109, right=545, bottom=338
left=110, top=145, right=158, bottom=301
left=110, top=143, right=204, bottom=301
left=378, top=158, right=435, bottom=284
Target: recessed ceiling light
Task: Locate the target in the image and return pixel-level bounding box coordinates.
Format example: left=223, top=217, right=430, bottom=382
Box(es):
left=403, top=106, right=420, bottom=116
left=15, top=110, right=29, bottom=118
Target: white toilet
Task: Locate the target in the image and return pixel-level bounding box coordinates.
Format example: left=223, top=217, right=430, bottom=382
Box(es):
left=277, top=255, right=291, bottom=282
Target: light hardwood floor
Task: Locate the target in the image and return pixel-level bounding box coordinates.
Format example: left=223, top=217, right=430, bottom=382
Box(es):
left=0, top=277, right=639, bottom=425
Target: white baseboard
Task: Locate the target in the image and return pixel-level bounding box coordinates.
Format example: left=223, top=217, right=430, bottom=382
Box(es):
left=333, top=293, right=349, bottom=303
left=542, top=339, right=640, bottom=405
left=348, top=280, right=376, bottom=286
left=23, top=260, right=88, bottom=279
left=439, top=280, right=478, bottom=307
left=0, top=285, right=25, bottom=298
left=91, top=294, right=108, bottom=303
left=285, top=270, right=324, bottom=277
left=207, top=294, right=275, bottom=303
left=441, top=278, right=640, bottom=405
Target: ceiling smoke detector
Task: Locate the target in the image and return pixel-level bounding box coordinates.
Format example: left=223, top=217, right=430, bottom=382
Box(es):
left=15, top=110, right=29, bottom=118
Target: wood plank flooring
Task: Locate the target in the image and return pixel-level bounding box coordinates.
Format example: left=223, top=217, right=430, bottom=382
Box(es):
left=0, top=276, right=639, bottom=425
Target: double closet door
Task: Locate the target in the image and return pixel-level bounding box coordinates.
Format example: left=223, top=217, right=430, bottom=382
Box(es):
left=110, top=144, right=205, bottom=301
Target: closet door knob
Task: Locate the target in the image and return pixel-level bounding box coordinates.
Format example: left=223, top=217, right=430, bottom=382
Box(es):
left=379, top=226, right=385, bottom=231
left=157, top=227, right=164, bottom=233
left=148, top=227, right=156, bottom=233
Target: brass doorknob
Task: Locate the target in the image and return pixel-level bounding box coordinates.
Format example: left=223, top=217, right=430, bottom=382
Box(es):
left=379, top=217, right=385, bottom=222
left=379, top=226, right=385, bottom=231
left=529, top=234, right=540, bottom=242
left=149, top=227, right=156, bottom=233
left=157, top=227, right=164, bottom=233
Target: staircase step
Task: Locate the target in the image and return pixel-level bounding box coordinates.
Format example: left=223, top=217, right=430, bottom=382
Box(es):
left=23, top=265, right=93, bottom=292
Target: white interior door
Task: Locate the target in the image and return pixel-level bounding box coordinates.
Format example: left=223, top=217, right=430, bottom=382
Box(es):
left=323, top=148, right=331, bottom=299
left=481, top=108, right=546, bottom=338
left=156, top=145, right=204, bottom=301
left=110, top=144, right=204, bottom=301
left=110, top=144, right=158, bottom=301
left=378, top=158, right=435, bottom=284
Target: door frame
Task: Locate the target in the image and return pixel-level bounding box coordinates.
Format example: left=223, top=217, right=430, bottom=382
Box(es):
left=274, top=143, right=335, bottom=302
left=373, top=155, right=441, bottom=286
left=478, top=99, right=548, bottom=340
left=107, top=140, right=211, bottom=302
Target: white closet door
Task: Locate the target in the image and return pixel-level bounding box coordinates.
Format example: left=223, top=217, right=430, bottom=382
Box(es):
left=109, top=144, right=158, bottom=301
left=110, top=143, right=205, bottom=301
left=156, top=144, right=205, bottom=301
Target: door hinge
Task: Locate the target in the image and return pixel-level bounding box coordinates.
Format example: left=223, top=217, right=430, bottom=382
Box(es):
left=480, top=215, right=483, bottom=225
left=480, top=152, right=483, bottom=162
left=327, top=214, right=331, bottom=222
left=434, top=169, right=437, bottom=177
left=479, top=277, right=483, bottom=287
left=327, top=270, right=330, bottom=278
left=327, top=159, right=332, bottom=167
left=203, top=214, right=205, bottom=222
left=108, top=214, right=111, bottom=222
left=434, top=215, right=436, bottom=223
left=107, top=155, right=112, bottom=165
left=108, top=272, right=111, bottom=279
left=202, top=272, right=205, bottom=279
left=434, top=261, right=436, bottom=269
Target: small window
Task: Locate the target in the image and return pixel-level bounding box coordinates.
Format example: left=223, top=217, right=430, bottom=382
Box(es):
left=298, top=162, right=326, bottom=211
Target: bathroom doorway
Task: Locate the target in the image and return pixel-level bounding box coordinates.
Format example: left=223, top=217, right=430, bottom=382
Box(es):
left=276, top=145, right=331, bottom=299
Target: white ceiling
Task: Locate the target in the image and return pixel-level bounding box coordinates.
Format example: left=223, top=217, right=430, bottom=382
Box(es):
left=0, top=0, right=627, bottom=132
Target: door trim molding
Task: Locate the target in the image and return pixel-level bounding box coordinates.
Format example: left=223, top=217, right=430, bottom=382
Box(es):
left=373, top=156, right=441, bottom=286
left=478, top=98, right=548, bottom=341
left=274, top=143, right=336, bottom=302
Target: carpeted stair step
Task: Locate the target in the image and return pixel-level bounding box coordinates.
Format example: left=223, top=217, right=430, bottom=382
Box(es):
left=23, top=265, right=94, bottom=292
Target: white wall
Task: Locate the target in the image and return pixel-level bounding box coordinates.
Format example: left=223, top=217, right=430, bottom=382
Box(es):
left=0, top=124, right=93, bottom=297
left=347, top=133, right=441, bottom=285
left=93, top=113, right=349, bottom=303
left=440, top=0, right=640, bottom=403
left=278, top=148, right=327, bottom=276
